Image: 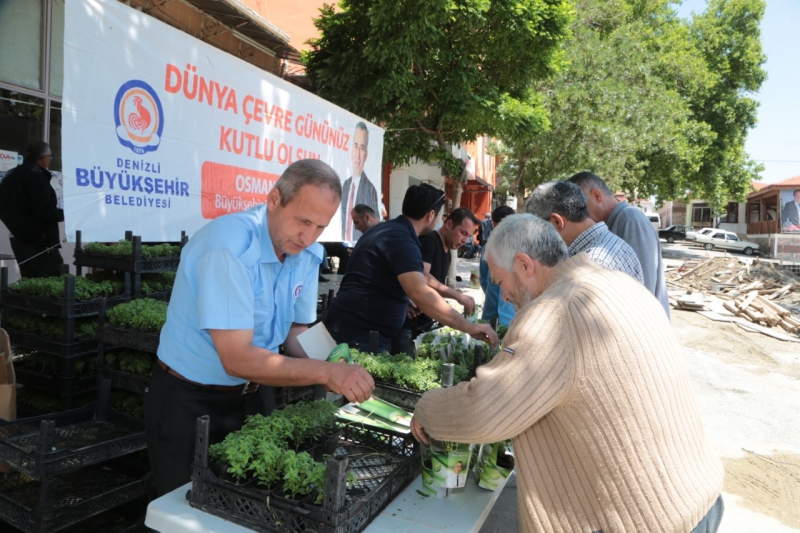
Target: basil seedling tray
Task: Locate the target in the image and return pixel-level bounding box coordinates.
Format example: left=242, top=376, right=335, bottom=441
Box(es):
left=372, top=381, right=424, bottom=411
left=189, top=419, right=419, bottom=533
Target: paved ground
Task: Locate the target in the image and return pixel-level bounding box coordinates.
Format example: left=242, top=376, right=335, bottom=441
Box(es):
left=322, top=248, right=800, bottom=533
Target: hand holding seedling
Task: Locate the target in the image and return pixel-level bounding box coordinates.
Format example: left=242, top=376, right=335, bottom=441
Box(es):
left=469, top=323, right=499, bottom=347
left=456, top=293, right=476, bottom=315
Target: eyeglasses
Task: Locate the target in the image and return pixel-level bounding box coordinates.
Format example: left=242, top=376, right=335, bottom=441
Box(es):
left=428, top=190, right=445, bottom=213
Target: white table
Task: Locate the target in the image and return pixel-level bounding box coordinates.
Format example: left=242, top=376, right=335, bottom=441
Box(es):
left=146, top=472, right=509, bottom=533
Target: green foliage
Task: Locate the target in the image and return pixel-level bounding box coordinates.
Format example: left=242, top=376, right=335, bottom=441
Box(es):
left=9, top=275, right=124, bottom=300
left=305, top=0, right=572, bottom=176
left=7, top=314, right=97, bottom=339
left=16, top=351, right=97, bottom=374
left=106, top=298, right=167, bottom=332
left=86, top=271, right=176, bottom=296
left=351, top=349, right=468, bottom=392
left=496, top=325, right=508, bottom=341
left=208, top=400, right=339, bottom=499
left=111, top=390, right=143, bottom=418
left=84, top=240, right=181, bottom=258
left=16, top=387, right=95, bottom=413
left=496, top=0, right=766, bottom=207
left=105, top=349, right=154, bottom=376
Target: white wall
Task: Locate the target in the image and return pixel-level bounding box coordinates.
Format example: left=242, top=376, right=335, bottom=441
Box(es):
left=388, top=160, right=446, bottom=218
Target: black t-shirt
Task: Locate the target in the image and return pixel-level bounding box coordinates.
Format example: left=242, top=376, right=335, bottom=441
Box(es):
left=419, top=230, right=450, bottom=284
left=324, top=216, right=423, bottom=351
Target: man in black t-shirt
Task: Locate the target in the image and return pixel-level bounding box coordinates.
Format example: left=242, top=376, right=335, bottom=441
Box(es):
left=324, top=185, right=498, bottom=353
left=408, top=208, right=479, bottom=332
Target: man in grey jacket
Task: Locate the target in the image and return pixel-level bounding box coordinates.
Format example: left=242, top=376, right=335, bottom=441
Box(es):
left=568, top=171, right=670, bottom=317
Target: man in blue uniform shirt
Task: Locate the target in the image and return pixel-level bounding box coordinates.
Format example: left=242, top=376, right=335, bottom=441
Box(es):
left=145, top=159, right=375, bottom=496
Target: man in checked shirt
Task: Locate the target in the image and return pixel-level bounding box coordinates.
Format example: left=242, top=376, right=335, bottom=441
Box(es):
left=525, top=180, right=645, bottom=284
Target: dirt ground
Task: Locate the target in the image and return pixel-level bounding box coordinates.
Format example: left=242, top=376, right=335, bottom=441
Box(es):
left=671, top=309, right=800, bottom=532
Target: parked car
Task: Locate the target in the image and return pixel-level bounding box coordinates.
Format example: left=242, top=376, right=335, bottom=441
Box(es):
left=694, top=229, right=760, bottom=256
left=658, top=225, right=689, bottom=243
left=686, top=227, right=714, bottom=241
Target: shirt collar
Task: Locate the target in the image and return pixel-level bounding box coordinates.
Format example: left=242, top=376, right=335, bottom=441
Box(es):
left=567, top=222, right=608, bottom=256
left=607, top=200, right=628, bottom=228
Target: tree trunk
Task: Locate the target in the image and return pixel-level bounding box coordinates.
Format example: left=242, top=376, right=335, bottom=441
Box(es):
left=447, top=181, right=464, bottom=288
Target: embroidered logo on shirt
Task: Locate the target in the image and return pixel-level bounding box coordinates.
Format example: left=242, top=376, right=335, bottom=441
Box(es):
left=292, top=282, right=303, bottom=302
left=502, top=347, right=514, bottom=355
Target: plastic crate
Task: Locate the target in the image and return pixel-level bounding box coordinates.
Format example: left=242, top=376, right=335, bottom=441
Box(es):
left=0, top=458, right=154, bottom=533
left=2, top=328, right=98, bottom=359
left=99, top=367, right=149, bottom=395
left=96, top=323, right=159, bottom=354
left=0, top=267, right=131, bottom=320
left=189, top=418, right=419, bottom=533
left=274, top=385, right=315, bottom=409
left=14, top=368, right=97, bottom=398
left=0, top=382, right=146, bottom=479
left=372, top=381, right=423, bottom=411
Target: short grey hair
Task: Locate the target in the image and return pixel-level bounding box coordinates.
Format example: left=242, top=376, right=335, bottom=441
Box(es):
left=485, top=214, right=568, bottom=270
left=275, top=159, right=342, bottom=206
left=24, top=141, right=51, bottom=162
left=567, top=171, right=613, bottom=198
left=354, top=122, right=369, bottom=148
left=525, top=181, right=591, bottom=223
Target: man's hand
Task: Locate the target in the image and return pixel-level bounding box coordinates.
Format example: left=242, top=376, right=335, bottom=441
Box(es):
left=456, top=293, right=476, bottom=315
left=469, top=323, right=499, bottom=348
left=325, top=362, right=375, bottom=403
left=410, top=414, right=430, bottom=445
left=406, top=300, right=421, bottom=320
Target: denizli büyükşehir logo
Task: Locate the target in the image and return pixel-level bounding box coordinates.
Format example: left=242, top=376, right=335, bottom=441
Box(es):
left=114, top=80, right=164, bottom=154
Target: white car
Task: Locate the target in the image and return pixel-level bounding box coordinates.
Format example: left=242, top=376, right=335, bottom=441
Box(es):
left=686, top=227, right=714, bottom=241
left=694, top=229, right=760, bottom=256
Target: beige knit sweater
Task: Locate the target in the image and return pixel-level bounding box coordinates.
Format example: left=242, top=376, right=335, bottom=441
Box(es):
left=414, top=254, right=723, bottom=533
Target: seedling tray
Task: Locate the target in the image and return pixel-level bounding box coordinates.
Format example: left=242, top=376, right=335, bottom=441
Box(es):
left=372, top=381, right=423, bottom=411
left=2, top=329, right=97, bottom=358
left=190, top=419, right=419, bottom=533
left=99, top=367, right=149, bottom=395
left=96, top=323, right=160, bottom=354
left=14, top=368, right=98, bottom=397
left=274, top=385, right=315, bottom=409
left=0, top=458, right=154, bottom=533
left=0, top=383, right=146, bottom=479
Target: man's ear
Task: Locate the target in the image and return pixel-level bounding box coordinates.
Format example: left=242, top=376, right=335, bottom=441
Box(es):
left=549, top=213, right=566, bottom=231
left=513, top=252, right=536, bottom=279
left=266, top=187, right=281, bottom=212
left=590, top=188, right=604, bottom=203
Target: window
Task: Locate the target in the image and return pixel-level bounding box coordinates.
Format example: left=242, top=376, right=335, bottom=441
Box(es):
left=713, top=233, right=725, bottom=239
left=0, top=1, right=63, bottom=163
left=722, top=202, right=738, bottom=224
left=726, top=234, right=739, bottom=241
left=692, top=203, right=712, bottom=226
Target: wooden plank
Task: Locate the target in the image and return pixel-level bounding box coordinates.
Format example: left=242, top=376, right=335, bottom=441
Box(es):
left=768, top=284, right=794, bottom=300
left=757, top=296, right=790, bottom=317
left=723, top=301, right=742, bottom=316
left=734, top=320, right=800, bottom=342
left=739, top=291, right=759, bottom=311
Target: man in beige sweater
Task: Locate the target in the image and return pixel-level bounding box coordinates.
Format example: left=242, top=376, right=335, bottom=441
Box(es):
left=411, top=214, right=724, bottom=533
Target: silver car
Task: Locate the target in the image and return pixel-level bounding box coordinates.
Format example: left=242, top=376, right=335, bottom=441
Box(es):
left=694, top=229, right=760, bottom=256
left=686, top=227, right=714, bottom=241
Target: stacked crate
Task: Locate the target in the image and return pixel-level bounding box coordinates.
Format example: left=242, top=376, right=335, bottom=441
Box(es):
left=0, top=381, right=154, bottom=532
left=0, top=268, right=132, bottom=413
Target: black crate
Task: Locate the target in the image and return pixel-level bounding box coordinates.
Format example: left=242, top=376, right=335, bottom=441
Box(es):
left=96, top=323, right=159, bottom=354
left=189, top=418, right=419, bottom=533
left=0, top=382, right=146, bottom=479
left=274, top=385, right=315, bottom=409
left=0, top=267, right=131, bottom=320
left=372, top=382, right=423, bottom=411
left=14, top=368, right=97, bottom=398
left=0, top=458, right=154, bottom=533
left=99, top=367, right=149, bottom=395
left=13, top=351, right=98, bottom=381
left=2, top=329, right=97, bottom=359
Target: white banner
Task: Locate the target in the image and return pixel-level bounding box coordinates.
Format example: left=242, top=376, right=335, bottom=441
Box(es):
left=63, top=0, right=383, bottom=242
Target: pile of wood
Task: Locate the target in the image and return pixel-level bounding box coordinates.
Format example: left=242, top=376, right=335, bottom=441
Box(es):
left=667, top=257, right=800, bottom=340
left=721, top=290, right=800, bottom=334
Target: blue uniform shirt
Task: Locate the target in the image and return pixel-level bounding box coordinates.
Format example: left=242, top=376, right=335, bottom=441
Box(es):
left=158, top=205, right=322, bottom=385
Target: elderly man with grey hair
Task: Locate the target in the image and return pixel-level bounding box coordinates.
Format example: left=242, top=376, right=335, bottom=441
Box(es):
left=411, top=214, right=724, bottom=533
left=525, top=180, right=644, bottom=283
left=568, top=171, right=669, bottom=316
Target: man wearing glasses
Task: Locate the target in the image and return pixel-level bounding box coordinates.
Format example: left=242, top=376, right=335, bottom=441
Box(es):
left=0, top=142, right=65, bottom=278
left=324, top=183, right=498, bottom=353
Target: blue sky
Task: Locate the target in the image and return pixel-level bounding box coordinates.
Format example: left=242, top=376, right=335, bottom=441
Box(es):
left=676, top=0, right=800, bottom=184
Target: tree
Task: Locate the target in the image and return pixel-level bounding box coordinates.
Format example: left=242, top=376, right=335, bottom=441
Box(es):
left=494, top=0, right=765, bottom=209
left=305, top=0, right=573, bottom=204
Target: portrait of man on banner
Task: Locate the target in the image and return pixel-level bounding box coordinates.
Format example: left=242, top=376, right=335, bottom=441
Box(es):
left=781, top=189, right=800, bottom=233
left=341, top=122, right=379, bottom=241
